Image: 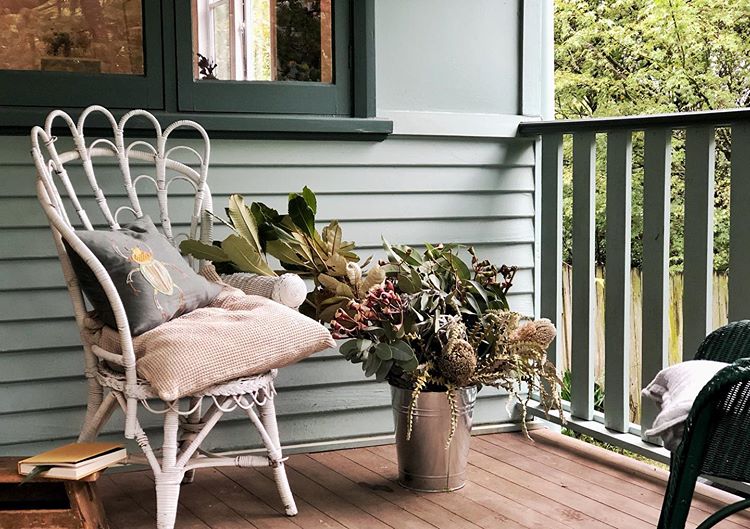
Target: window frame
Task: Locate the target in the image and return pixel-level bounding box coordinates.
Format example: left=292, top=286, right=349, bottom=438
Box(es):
left=0, top=0, right=389, bottom=137
left=176, top=0, right=351, bottom=115
left=0, top=1, right=163, bottom=109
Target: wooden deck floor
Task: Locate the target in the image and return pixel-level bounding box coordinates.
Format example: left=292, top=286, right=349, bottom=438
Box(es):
left=99, top=429, right=750, bottom=529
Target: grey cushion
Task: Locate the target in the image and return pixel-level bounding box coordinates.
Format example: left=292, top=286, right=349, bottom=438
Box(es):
left=66, top=216, right=222, bottom=335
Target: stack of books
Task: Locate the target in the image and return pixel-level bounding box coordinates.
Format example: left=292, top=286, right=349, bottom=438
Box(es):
left=17, top=442, right=127, bottom=480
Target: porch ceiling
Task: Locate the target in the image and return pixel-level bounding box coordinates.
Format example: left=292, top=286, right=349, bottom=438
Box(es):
left=99, top=429, right=750, bottom=529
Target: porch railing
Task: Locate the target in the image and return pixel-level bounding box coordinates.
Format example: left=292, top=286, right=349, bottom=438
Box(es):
left=519, top=108, right=750, bottom=464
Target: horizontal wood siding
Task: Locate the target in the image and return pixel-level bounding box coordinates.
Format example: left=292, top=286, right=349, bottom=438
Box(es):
left=0, top=134, right=536, bottom=455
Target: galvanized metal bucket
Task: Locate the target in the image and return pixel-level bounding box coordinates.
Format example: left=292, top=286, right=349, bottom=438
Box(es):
left=391, top=384, right=478, bottom=492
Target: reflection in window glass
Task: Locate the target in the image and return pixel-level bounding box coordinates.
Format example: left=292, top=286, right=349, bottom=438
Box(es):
left=211, top=1, right=231, bottom=80
left=0, top=1, right=144, bottom=75
left=194, top=0, right=332, bottom=83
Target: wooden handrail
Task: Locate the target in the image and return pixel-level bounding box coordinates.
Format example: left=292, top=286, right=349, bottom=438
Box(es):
left=519, top=107, right=750, bottom=135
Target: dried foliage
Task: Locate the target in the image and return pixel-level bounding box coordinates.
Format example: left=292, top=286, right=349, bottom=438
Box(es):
left=333, top=242, right=564, bottom=445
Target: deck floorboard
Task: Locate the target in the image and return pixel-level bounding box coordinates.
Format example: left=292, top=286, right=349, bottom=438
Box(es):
left=98, top=430, right=750, bottom=529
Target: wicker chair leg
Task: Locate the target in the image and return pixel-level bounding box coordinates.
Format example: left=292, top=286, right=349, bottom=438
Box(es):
left=258, top=397, right=297, bottom=516
left=154, top=475, right=182, bottom=529
left=78, top=391, right=118, bottom=442
left=155, top=408, right=184, bottom=529
left=181, top=397, right=203, bottom=484
left=658, top=457, right=699, bottom=529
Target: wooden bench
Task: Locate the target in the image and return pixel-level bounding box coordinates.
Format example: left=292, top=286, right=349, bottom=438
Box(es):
left=0, top=457, right=109, bottom=529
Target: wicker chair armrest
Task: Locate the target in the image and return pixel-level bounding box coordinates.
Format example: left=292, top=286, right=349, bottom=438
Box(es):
left=221, top=272, right=308, bottom=310
left=688, top=358, right=750, bottom=415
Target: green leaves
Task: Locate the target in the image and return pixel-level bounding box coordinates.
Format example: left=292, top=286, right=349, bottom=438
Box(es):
left=227, top=194, right=261, bottom=251
left=288, top=193, right=316, bottom=237
left=179, top=239, right=230, bottom=262
left=338, top=338, right=418, bottom=382
left=221, top=234, right=276, bottom=276
left=302, top=186, right=317, bottom=214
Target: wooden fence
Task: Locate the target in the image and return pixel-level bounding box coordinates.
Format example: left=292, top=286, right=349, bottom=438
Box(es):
left=559, top=263, right=729, bottom=422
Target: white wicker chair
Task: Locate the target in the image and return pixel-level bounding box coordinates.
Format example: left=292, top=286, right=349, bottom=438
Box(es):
left=31, top=106, right=298, bottom=529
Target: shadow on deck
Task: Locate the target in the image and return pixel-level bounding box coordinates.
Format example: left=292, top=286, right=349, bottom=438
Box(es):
left=99, top=429, right=750, bottom=529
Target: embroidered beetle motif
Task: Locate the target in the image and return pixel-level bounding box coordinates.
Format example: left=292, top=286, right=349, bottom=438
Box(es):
left=113, top=243, right=186, bottom=318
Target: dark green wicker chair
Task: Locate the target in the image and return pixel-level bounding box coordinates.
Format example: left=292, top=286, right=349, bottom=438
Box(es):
left=658, top=320, right=750, bottom=529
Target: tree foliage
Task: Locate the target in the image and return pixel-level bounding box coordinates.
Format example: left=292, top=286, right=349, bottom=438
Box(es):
left=555, top=0, right=750, bottom=271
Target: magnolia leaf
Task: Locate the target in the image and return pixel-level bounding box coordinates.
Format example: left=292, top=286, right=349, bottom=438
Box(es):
left=318, top=273, right=343, bottom=291
left=326, top=253, right=349, bottom=276
left=206, top=210, right=237, bottom=232
left=336, top=283, right=355, bottom=298
left=289, top=232, right=315, bottom=262
left=250, top=201, right=280, bottom=225
left=266, top=239, right=307, bottom=267
left=221, top=235, right=276, bottom=276
left=288, top=195, right=315, bottom=237
left=179, top=239, right=230, bottom=262
left=319, top=301, right=347, bottom=324
left=362, top=263, right=386, bottom=292
left=302, top=186, right=317, bottom=214
left=227, top=195, right=261, bottom=251
left=322, top=221, right=342, bottom=254
left=320, top=295, right=351, bottom=307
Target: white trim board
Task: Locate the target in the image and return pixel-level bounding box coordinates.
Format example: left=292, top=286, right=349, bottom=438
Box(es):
left=379, top=110, right=541, bottom=138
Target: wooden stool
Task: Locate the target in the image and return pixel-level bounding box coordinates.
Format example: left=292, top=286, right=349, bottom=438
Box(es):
left=0, top=457, right=109, bottom=529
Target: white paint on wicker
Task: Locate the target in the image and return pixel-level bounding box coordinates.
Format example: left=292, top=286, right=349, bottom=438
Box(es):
left=30, top=106, right=298, bottom=529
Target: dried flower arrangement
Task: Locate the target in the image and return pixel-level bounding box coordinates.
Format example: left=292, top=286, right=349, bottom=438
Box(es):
left=180, top=189, right=563, bottom=445
left=331, top=242, right=563, bottom=445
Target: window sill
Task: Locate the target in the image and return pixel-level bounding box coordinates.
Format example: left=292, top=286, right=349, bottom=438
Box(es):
left=0, top=107, right=393, bottom=141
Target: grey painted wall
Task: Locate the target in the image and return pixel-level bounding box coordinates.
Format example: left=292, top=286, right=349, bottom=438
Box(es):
left=0, top=0, right=546, bottom=455
left=376, top=0, right=521, bottom=115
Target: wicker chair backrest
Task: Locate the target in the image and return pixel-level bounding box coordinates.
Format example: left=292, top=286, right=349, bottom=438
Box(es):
left=30, top=106, right=213, bottom=244
left=687, top=320, right=750, bottom=482
left=694, top=320, right=750, bottom=363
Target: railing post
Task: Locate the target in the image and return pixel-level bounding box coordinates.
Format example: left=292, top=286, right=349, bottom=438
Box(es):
left=571, top=132, right=596, bottom=420
left=682, top=126, right=716, bottom=359
left=641, top=128, right=672, bottom=441
left=604, top=130, right=632, bottom=432
left=729, top=123, right=750, bottom=323
left=540, top=133, right=563, bottom=370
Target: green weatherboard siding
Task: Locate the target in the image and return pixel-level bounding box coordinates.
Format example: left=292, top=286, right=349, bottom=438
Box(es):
left=0, top=133, right=536, bottom=454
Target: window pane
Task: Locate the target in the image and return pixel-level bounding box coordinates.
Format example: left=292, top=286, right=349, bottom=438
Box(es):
left=194, top=0, right=333, bottom=83
left=0, top=1, right=144, bottom=75
left=211, top=2, right=231, bottom=80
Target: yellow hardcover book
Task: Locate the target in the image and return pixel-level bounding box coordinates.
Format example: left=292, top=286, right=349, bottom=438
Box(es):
left=18, top=442, right=126, bottom=480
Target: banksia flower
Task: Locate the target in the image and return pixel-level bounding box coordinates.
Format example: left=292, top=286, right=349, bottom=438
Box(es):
left=511, top=318, right=556, bottom=349
left=437, top=318, right=477, bottom=386
left=530, top=318, right=556, bottom=349
left=437, top=339, right=476, bottom=386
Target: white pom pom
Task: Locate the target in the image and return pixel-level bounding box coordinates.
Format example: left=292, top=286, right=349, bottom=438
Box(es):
left=271, top=273, right=308, bottom=309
